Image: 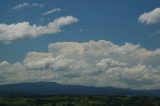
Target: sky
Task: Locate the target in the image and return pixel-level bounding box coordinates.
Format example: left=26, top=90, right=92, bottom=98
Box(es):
left=0, top=0, right=160, bottom=89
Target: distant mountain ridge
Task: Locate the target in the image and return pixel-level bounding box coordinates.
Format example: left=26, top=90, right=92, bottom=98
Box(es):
left=0, top=82, right=160, bottom=96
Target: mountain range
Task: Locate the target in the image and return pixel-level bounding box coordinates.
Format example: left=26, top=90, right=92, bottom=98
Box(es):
left=0, top=82, right=160, bottom=96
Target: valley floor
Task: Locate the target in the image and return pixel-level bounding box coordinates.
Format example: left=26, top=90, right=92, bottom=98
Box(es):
left=0, top=95, right=160, bottom=106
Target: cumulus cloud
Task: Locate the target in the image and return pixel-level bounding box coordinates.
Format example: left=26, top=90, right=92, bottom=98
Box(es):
left=0, top=16, right=78, bottom=43
left=138, top=8, right=160, bottom=24
left=0, top=40, right=160, bottom=89
left=42, top=8, right=62, bottom=16
left=0, top=61, right=55, bottom=84
left=12, top=2, right=44, bottom=10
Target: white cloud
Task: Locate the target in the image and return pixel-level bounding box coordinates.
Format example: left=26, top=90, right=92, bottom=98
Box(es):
left=0, top=16, right=78, bottom=43
left=12, top=2, right=43, bottom=10
left=0, top=40, right=160, bottom=89
left=0, top=61, right=55, bottom=84
left=138, top=8, right=160, bottom=24
left=32, top=3, right=44, bottom=8
left=42, top=8, right=62, bottom=16
left=23, top=52, right=54, bottom=70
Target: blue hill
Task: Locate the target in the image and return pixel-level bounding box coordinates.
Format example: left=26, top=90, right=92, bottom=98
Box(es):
left=0, top=82, right=159, bottom=96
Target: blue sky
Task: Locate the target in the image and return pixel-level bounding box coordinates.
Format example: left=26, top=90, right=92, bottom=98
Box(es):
left=0, top=0, right=160, bottom=89
left=0, top=0, right=160, bottom=63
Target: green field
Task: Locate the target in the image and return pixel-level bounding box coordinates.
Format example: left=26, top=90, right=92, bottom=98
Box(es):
left=0, top=96, right=160, bottom=106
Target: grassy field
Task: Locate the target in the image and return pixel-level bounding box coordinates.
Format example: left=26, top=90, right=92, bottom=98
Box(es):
left=0, top=95, right=160, bottom=106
